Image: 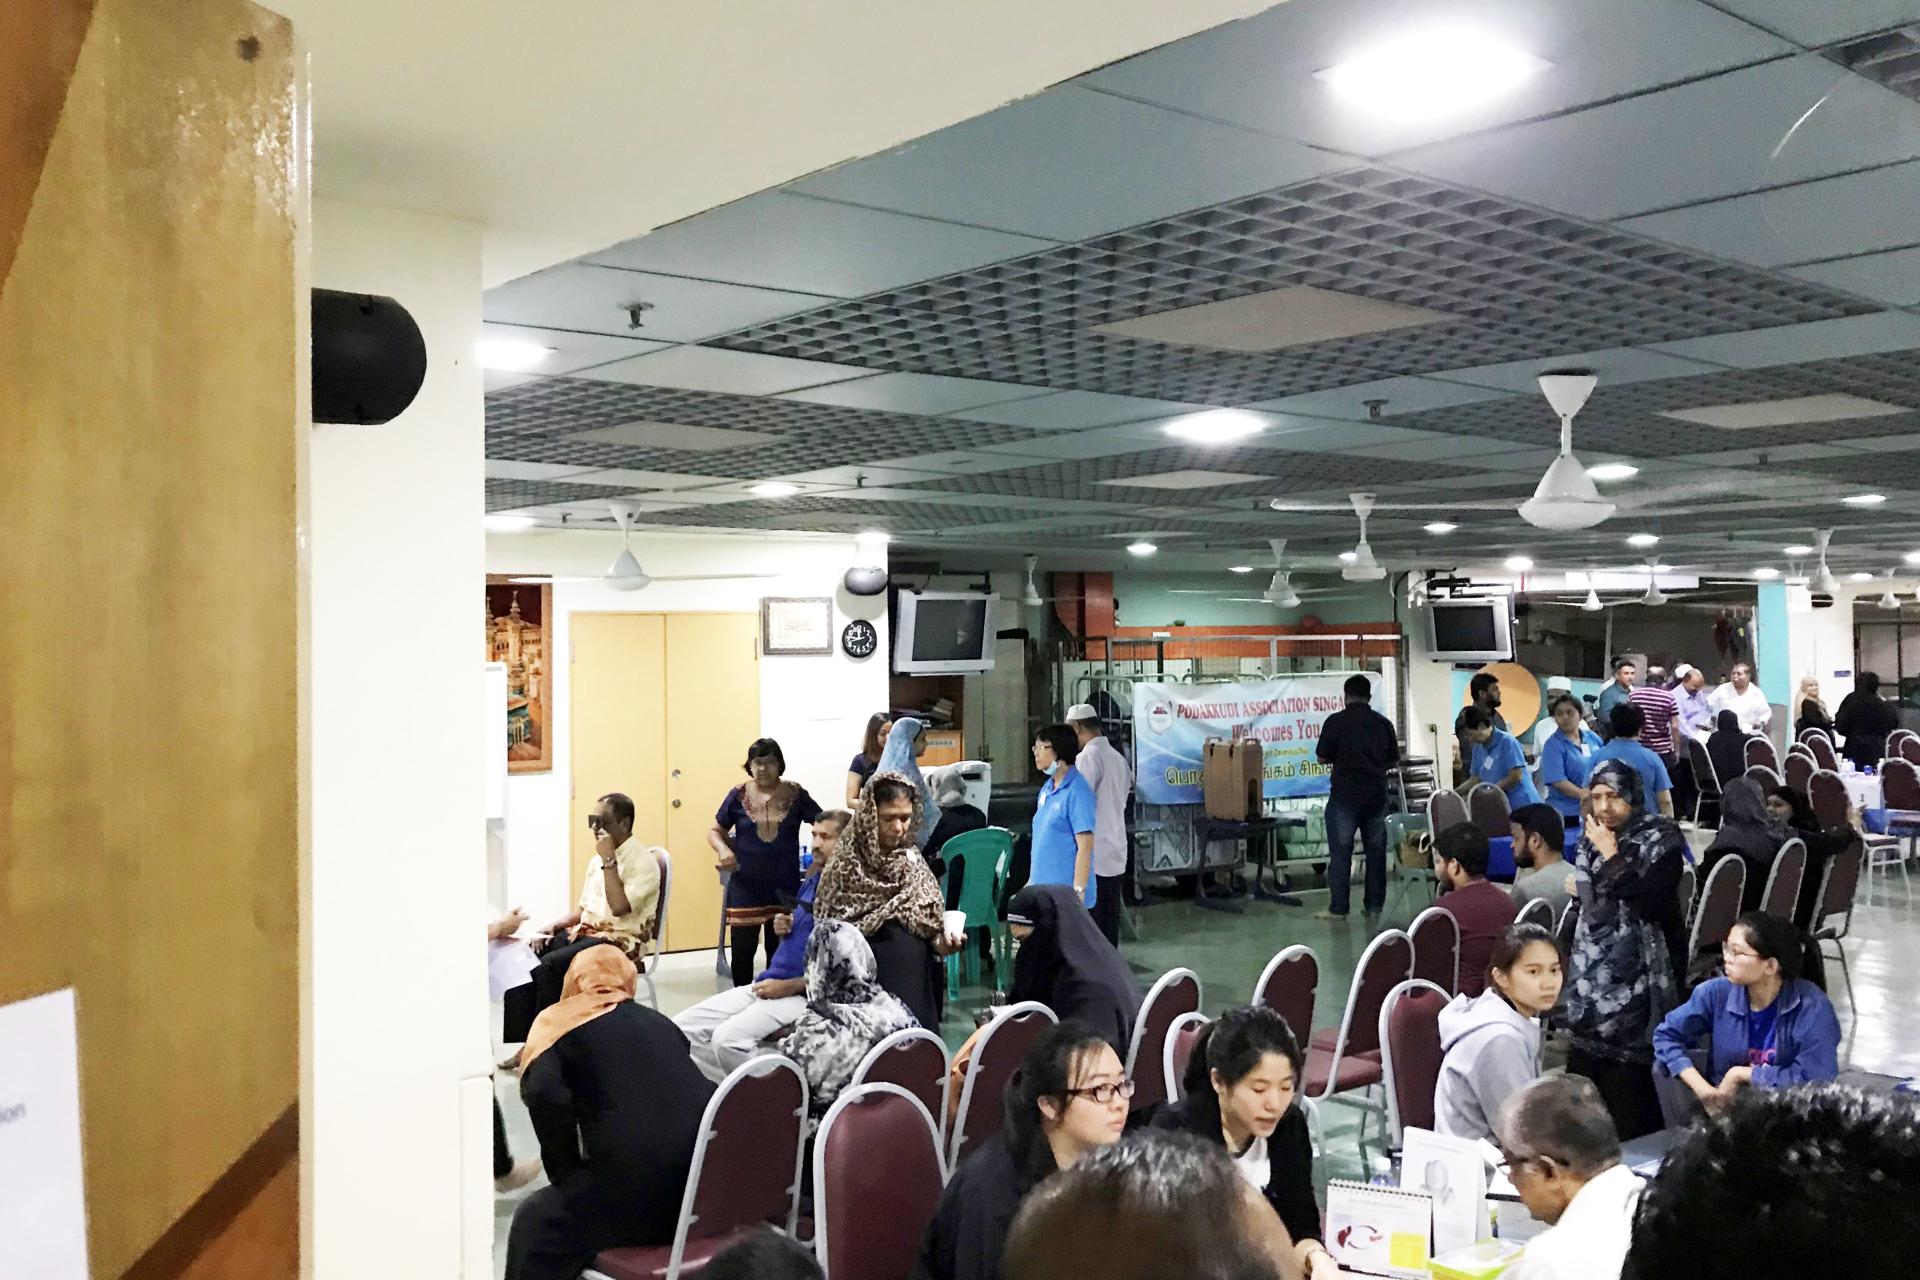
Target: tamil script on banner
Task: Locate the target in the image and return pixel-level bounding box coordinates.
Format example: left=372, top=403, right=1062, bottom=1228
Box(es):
left=1133, top=674, right=1380, bottom=803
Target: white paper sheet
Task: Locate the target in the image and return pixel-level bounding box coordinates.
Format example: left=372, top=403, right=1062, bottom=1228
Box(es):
left=1401, top=1126, right=1488, bottom=1256
left=488, top=938, right=540, bottom=1000
left=0, top=988, right=90, bottom=1277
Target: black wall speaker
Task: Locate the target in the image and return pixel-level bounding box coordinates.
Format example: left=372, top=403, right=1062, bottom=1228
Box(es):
left=311, top=288, right=427, bottom=424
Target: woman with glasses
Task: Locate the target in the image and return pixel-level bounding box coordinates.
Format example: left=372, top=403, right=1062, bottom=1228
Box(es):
left=918, top=1022, right=1131, bottom=1280
left=1151, top=1006, right=1335, bottom=1280
left=1651, top=910, right=1841, bottom=1124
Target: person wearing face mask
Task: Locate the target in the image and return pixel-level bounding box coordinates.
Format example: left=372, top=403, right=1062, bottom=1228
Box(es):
left=710, top=738, right=824, bottom=988
left=1029, top=723, right=1097, bottom=908
left=1537, top=693, right=1603, bottom=826
left=1152, top=1006, right=1334, bottom=1280
left=1434, top=923, right=1564, bottom=1142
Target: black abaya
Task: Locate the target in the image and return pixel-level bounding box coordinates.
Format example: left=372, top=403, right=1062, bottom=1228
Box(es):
left=867, top=919, right=943, bottom=1030
left=506, top=1003, right=715, bottom=1280
left=1006, top=884, right=1143, bottom=1052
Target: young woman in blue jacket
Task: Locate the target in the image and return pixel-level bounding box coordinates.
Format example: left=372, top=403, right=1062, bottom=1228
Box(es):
left=1653, top=911, right=1841, bottom=1118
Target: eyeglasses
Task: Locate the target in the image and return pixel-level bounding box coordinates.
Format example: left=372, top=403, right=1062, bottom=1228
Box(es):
left=1721, top=943, right=1762, bottom=961
left=1065, top=1079, right=1136, bottom=1106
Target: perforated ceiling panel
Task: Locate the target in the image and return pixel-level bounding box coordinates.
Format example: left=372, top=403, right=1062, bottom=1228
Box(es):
left=1824, top=25, right=1920, bottom=105
left=711, top=167, right=1876, bottom=405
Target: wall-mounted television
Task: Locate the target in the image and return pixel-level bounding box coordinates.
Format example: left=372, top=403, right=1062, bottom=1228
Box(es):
left=894, top=591, right=997, bottom=675
left=1426, top=596, right=1514, bottom=663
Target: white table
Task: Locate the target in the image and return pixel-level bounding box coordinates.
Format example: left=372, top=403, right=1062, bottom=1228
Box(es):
left=1841, top=773, right=1883, bottom=812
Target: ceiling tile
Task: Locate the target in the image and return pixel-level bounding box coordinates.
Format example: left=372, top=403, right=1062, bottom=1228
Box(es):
left=480, top=321, right=670, bottom=375
left=1098, top=469, right=1275, bottom=490
left=1244, top=376, right=1514, bottom=420
left=485, top=370, right=544, bottom=393
left=1707, top=0, right=1920, bottom=46
left=578, top=344, right=873, bottom=395
left=1786, top=244, right=1920, bottom=305
left=483, top=460, right=598, bottom=481
left=770, top=464, right=953, bottom=486
left=775, top=371, right=1051, bottom=415
left=949, top=390, right=1212, bottom=430
left=1395, top=54, right=1920, bottom=221
left=1428, top=346, right=1726, bottom=393
left=562, top=469, right=752, bottom=489
left=584, top=191, right=1053, bottom=297
left=484, top=263, right=829, bottom=342
left=571, top=421, right=778, bottom=452
left=1646, top=310, right=1920, bottom=365
left=1620, top=159, right=1920, bottom=266
left=791, top=84, right=1351, bottom=240
left=1080, top=0, right=1791, bottom=158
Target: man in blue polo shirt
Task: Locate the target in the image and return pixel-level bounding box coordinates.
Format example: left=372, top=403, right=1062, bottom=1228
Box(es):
left=1458, top=705, right=1542, bottom=808
left=1593, top=702, right=1675, bottom=817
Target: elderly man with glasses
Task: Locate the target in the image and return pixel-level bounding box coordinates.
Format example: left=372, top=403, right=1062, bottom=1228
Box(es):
left=1493, top=1075, right=1645, bottom=1280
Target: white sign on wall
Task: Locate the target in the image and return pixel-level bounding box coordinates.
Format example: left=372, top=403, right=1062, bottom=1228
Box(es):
left=0, top=988, right=90, bottom=1277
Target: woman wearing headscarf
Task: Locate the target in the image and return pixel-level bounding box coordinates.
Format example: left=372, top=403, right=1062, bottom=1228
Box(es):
left=780, top=919, right=919, bottom=1119
left=1834, top=671, right=1901, bottom=771
left=1702, top=777, right=1790, bottom=912
left=1794, top=676, right=1833, bottom=739
left=924, top=767, right=989, bottom=888
left=815, top=772, right=954, bottom=1029
left=1705, top=708, right=1749, bottom=793
left=1765, top=783, right=1858, bottom=938
left=872, top=715, right=942, bottom=849
left=506, top=948, right=715, bottom=1280
left=1562, top=759, right=1686, bottom=1141
left=1005, top=884, right=1142, bottom=1051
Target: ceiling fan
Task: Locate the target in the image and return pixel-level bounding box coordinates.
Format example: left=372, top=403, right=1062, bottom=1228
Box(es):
left=505, top=502, right=783, bottom=592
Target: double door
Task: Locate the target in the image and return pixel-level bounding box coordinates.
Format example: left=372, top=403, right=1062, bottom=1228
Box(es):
left=570, top=612, right=760, bottom=951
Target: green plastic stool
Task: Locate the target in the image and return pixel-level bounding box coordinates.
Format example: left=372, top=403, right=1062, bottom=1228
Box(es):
left=941, top=826, right=1013, bottom=1001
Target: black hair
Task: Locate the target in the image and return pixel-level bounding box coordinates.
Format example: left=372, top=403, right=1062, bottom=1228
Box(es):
left=1548, top=692, right=1582, bottom=717
left=813, top=808, right=852, bottom=833
left=1731, top=910, right=1805, bottom=983
left=1460, top=705, right=1494, bottom=733
left=703, top=1227, right=824, bottom=1280
left=743, top=736, right=786, bottom=774
left=1621, top=1088, right=1920, bottom=1280
left=1488, top=921, right=1560, bottom=991
left=1510, top=804, right=1565, bottom=859
left=869, top=776, right=916, bottom=810
left=1765, top=784, right=1817, bottom=832
left=1035, top=723, right=1080, bottom=767
left=1469, top=672, right=1500, bottom=700
left=1343, top=674, right=1372, bottom=701
left=1436, top=822, right=1490, bottom=878
left=1004, top=1131, right=1288, bottom=1280
left=597, top=792, right=635, bottom=829
left=861, top=711, right=891, bottom=760
left=1179, top=1006, right=1302, bottom=1136
left=1609, top=700, right=1644, bottom=738
left=1858, top=671, right=1882, bottom=694
left=1004, top=1021, right=1116, bottom=1191
left=1613, top=655, right=1637, bottom=674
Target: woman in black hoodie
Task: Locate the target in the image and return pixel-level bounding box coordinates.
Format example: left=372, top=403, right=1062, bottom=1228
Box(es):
left=1834, top=671, right=1902, bottom=772
left=1149, top=1006, right=1335, bottom=1280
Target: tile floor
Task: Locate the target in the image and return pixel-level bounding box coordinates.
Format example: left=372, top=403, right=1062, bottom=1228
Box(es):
left=491, top=875, right=1920, bottom=1275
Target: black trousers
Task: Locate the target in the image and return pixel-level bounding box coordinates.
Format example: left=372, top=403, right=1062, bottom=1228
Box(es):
left=502, top=936, right=617, bottom=1043
left=1092, top=875, right=1126, bottom=947
left=1566, top=1048, right=1664, bottom=1142
left=494, top=1096, right=513, bottom=1179
left=729, top=921, right=779, bottom=988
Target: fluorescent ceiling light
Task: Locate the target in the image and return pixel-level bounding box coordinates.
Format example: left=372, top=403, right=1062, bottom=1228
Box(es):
left=1850, top=571, right=1876, bottom=581
left=1127, top=541, right=1158, bottom=557
left=1626, top=533, right=1660, bottom=548
left=484, top=513, right=537, bottom=532
left=572, top=420, right=778, bottom=452
left=1099, top=285, right=1444, bottom=353
left=1505, top=555, right=1535, bottom=571
left=1653, top=564, right=1673, bottom=572
left=477, top=337, right=555, bottom=371
left=1586, top=463, right=1638, bottom=482
left=1099, top=468, right=1269, bottom=489
left=748, top=481, right=800, bottom=498
left=1229, top=565, right=1255, bottom=574
left=1844, top=494, right=1887, bottom=506
left=1423, top=522, right=1458, bottom=534
left=1753, top=567, right=1781, bottom=580
left=1783, top=544, right=1814, bottom=557
left=1657, top=393, right=1905, bottom=430
left=1905, top=551, right=1920, bottom=565
left=1338, top=550, right=1358, bottom=563
left=1161, top=409, right=1270, bottom=444
left=1317, top=30, right=1547, bottom=120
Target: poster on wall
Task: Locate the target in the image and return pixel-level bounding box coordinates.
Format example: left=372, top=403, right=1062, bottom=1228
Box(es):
left=1132, top=673, right=1379, bottom=804
left=485, top=577, right=552, bottom=774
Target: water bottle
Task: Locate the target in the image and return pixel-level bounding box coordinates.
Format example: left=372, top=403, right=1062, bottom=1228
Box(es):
left=799, top=841, right=812, bottom=874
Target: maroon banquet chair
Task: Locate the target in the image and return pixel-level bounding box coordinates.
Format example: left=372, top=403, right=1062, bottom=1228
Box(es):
left=1163, top=1012, right=1211, bottom=1103
left=813, top=1084, right=945, bottom=1280
left=1252, top=943, right=1319, bottom=1046
left=1745, top=764, right=1781, bottom=789
left=1763, top=839, right=1807, bottom=922
left=1427, top=789, right=1469, bottom=835
left=1809, top=769, right=1852, bottom=829
left=1745, top=736, right=1779, bottom=775
left=1687, top=737, right=1723, bottom=825
left=1303, top=929, right=1412, bottom=1156
left=1378, top=978, right=1449, bottom=1150
left=587, top=1055, right=806, bottom=1280
left=1467, top=784, right=1511, bottom=840
left=851, top=1028, right=950, bottom=1148
left=1901, top=736, right=1920, bottom=767
left=1126, top=967, right=1203, bottom=1113
left=1784, top=751, right=1814, bottom=795
left=948, top=1001, right=1055, bottom=1168
left=1407, top=906, right=1461, bottom=996
left=1806, top=733, right=1841, bottom=774
left=1686, top=856, right=1746, bottom=975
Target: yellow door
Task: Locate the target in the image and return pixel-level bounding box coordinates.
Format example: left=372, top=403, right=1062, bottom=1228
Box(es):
left=663, top=613, right=761, bottom=951
left=568, top=614, right=667, bottom=907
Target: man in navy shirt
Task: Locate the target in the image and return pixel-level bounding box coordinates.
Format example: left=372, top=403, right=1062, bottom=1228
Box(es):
left=1315, top=673, right=1400, bottom=919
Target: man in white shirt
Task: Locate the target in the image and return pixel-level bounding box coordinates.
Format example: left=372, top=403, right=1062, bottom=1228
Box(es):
left=1067, top=703, right=1132, bottom=947
left=1708, top=662, right=1771, bottom=734
left=1495, top=1075, right=1644, bottom=1280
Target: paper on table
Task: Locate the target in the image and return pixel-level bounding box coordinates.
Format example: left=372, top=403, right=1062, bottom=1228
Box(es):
left=1401, top=1126, right=1488, bottom=1255
left=489, top=938, right=539, bottom=1000
left=0, top=988, right=90, bottom=1278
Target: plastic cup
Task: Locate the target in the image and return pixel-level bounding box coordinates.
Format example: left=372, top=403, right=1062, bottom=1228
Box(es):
left=943, top=910, right=967, bottom=945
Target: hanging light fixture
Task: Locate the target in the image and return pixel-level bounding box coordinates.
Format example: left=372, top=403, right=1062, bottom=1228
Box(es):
left=1518, top=371, right=1616, bottom=530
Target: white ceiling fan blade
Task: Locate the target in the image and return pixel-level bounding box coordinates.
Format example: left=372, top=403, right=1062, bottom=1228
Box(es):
left=1611, top=476, right=1753, bottom=511
left=645, top=571, right=783, bottom=582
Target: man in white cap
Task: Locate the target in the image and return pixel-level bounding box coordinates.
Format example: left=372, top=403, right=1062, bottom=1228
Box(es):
left=1067, top=703, right=1132, bottom=946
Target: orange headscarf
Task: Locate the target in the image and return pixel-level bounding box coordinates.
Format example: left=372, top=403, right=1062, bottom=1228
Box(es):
left=517, top=945, right=637, bottom=1074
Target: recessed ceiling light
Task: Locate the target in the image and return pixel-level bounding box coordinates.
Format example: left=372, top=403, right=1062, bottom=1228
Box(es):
left=1850, top=571, right=1876, bottom=582
left=1505, top=555, right=1535, bottom=571
left=1626, top=533, right=1660, bottom=548
left=1753, top=567, right=1781, bottom=579
left=1905, top=551, right=1920, bottom=565
left=1127, top=541, right=1158, bottom=557
left=1338, top=550, right=1358, bottom=563
left=1653, top=564, right=1673, bottom=573
left=749, top=481, right=800, bottom=498
left=1586, top=463, right=1639, bottom=482
left=477, top=337, right=555, bottom=371
left=484, top=513, right=537, bottom=532
left=1228, top=565, right=1255, bottom=574
left=1316, top=29, right=1547, bottom=120
left=1657, top=393, right=1906, bottom=430
left=1783, top=544, right=1814, bottom=557
left=1843, top=494, right=1887, bottom=506
left=1161, top=408, right=1269, bottom=444
left=1423, top=522, right=1458, bottom=534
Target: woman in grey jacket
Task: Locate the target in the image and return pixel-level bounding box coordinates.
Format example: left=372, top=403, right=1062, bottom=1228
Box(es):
left=1434, top=923, right=1563, bottom=1140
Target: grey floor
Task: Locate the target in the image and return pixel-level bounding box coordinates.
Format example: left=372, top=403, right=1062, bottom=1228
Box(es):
left=492, top=868, right=1920, bottom=1275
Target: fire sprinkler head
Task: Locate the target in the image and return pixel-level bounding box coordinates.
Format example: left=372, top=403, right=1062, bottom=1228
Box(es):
left=1538, top=370, right=1597, bottom=421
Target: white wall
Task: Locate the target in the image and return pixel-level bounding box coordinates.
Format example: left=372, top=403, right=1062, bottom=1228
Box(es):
left=486, top=529, right=889, bottom=927
left=305, top=200, right=492, bottom=1278
left=1789, top=587, right=1860, bottom=708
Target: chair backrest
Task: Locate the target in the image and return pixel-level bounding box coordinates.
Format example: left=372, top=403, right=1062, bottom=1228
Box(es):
left=1785, top=744, right=1816, bottom=770
left=949, top=1002, right=1055, bottom=1168
left=1312, top=930, right=1414, bottom=1090
left=1688, top=856, right=1747, bottom=959
left=668, top=1055, right=807, bottom=1275
left=1163, top=1012, right=1211, bottom=1104
left=1554, top=898, right=1578, bottom=952
left=1378, top=979, right=1450, bottom=1148
left=1514, top=896, right=1554, bottom=932
left=1252, top=944, right=1318, bottom=1044
left=1428, top=789, right=1468, bottom=835
left=1902, top=736, right=1920, bottom=767
left=651, top=846, right=672, bottom=955
left=852, top=1028, right=950, bottom=1143
left=1762, top=839, right=1807, bottom=921
left=1807, top=733, right=1840, bottom=773
left=1798, top=726, right=1832, bottom=747
left=1744, top=764, right=1781, bottom=789
left=1882, top=757, right=1920, bottom=810
left=1809, top=769, right=1851, bottom=828
left=1784, top=753, right=1814, bottom=795
left=1814, top=842, right=1864, bottom=937
left=1687, top=736, right=1723, bottom=798
left=1745, top=736, right=1779, bottom=773
left=1407, top=907, right=1461, bottom=995
left=813, top=1084, right=945, bottom=1280
left=944, top=827, right=1014, bottom=928
left=1888, top=729, right=1916, bottom=762
left=1676, top=864, right=1697, bottom=924
left=1126, top=968, right=1203, bottom=1112
left=1467, top=784, right=1511, bottom=839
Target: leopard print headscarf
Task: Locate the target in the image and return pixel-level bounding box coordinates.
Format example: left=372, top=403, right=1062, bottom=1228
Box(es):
left=815, top=770, right=945, bottom=939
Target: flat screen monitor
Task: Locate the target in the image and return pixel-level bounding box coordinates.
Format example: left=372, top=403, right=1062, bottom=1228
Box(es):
left=894, top=591, right=997, bottom=675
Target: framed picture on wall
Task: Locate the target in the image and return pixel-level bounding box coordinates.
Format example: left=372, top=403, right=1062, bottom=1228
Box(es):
left=485, top=577, right=553, bottom=773
left=761, top=596, right=833, bottom=656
